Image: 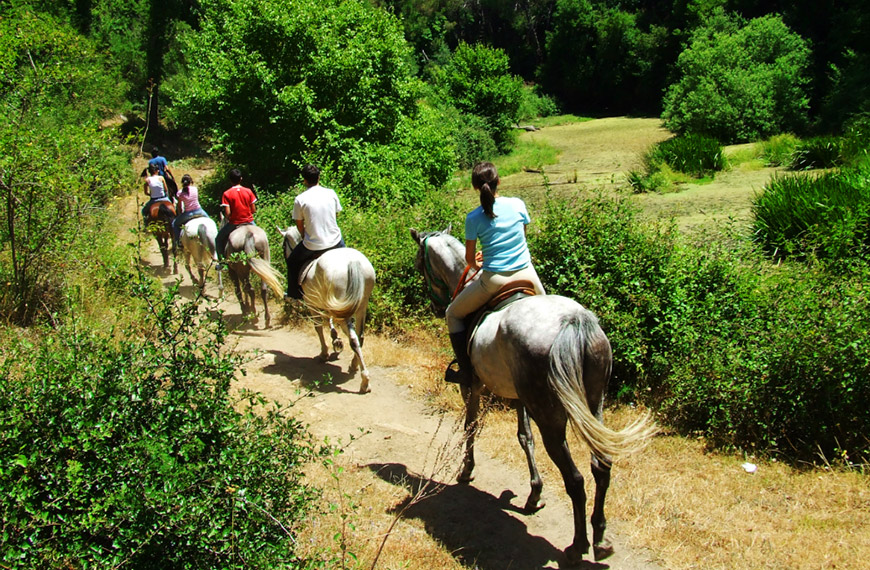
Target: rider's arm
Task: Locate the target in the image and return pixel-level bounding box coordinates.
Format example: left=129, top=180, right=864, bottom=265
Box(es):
left=295, top=218, right=305, bottom=236
left=465, top=239, right=479, bottom=269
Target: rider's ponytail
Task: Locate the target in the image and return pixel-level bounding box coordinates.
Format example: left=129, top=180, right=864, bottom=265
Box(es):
left=472, top=162, right=499, bottom=219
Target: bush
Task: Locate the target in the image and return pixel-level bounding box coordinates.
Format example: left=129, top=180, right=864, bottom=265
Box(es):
left=662, top=14, right=811, bottom=143
left=517, top=84, right=560, bottom=122
left=842, top=113, right=870, bottom=166
left=752, top=166, right=870, bottom=264
left=647, top=134, right=726, bottom=177
left=790, top=136, right=843, bottom=170
left=530, top=193, right=870, bottom=463
left=0, top=278, right=321, bottom=568
left=760, top=133, right=799, bottom=167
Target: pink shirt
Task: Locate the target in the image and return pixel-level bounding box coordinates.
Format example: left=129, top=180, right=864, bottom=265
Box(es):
left=177, top=185, right=201, bottom=213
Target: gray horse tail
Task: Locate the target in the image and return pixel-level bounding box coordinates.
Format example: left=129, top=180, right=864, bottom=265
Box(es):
left=547, top=311, right=657, bottom=462
left=244, top=232, right=284, bottom=299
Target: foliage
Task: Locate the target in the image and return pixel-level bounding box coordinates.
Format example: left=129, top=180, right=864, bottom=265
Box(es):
left=841, top=112, right=870, bottom=167
left=0, top=5, right=129, bottom=324
left=0, top=277, right=322, bottom=568
left=539, top=0, right=670, bottom=115
left=751, top=166, right=870, bottom=265
left=790, top=136, right=843, bottom=170
left=168, top=0, right=419, bottom=190
left=256, top=188, right=461, bottom=332
left=760, top=133, right=799, bottom=167
left=662, top=13, right=811, bottom=143
left=530, top=192, right=870, bottom=463
left=434, top=42, right=524, bottom=153
left=647, top=134, right=726, bottom=177
left=517, top=83, right=560, bottom=122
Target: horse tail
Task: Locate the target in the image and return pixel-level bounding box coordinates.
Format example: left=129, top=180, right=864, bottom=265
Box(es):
left=547, top=311, right=656, bottom=462
left=198, top=221, right=217, bottom=260
left=305, top=259, right=366, bottom=320
left=244, top=233, right=284, bottom=299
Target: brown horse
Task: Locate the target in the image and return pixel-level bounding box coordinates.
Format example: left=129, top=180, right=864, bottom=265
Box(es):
left=146, top=201, right=177, bottom=272
left=223, top=224, right=283, bottom=327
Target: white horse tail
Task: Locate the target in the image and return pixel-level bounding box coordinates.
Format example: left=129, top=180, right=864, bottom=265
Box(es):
left=199, top=220, right=217, bottom=260
left=305, top=258, right=366, bottom=320
left=547, top=311, right=657, bottom=462
left=244, top=233, right=284, bottom=299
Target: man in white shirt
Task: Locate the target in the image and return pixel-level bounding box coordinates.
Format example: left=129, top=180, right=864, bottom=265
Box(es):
left=285, top=164, right=346, bottom=299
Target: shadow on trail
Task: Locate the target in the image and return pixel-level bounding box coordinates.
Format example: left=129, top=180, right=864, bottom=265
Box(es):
left=261, top=350, right=360, bottom=393
left=368, top=463, right=610, bottom=570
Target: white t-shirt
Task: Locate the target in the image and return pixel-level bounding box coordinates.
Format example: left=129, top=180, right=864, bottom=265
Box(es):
left=146, top=175, right=166, bottom=200
left=293, top=184, right=343, bottom=250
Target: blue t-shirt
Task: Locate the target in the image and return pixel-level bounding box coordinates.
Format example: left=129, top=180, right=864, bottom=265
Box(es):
left=148, top=156, right=169, bottom=177
left=465, top=197, right=531, bottom=272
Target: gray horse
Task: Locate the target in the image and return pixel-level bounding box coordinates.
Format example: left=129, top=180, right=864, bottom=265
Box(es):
left=411, top=227, right=656, bottom=565
left=223, top=224, right=283, bottom=327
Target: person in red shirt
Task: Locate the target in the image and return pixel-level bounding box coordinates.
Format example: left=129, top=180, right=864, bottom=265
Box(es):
left=215, top=168, right=257, bottom=262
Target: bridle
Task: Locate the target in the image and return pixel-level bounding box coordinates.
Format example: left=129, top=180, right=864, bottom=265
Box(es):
left=421, top=235, right=452, bottom=309
left=420, top=234, right=480, bottom=309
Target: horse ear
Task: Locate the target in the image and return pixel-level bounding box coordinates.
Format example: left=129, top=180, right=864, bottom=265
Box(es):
left=443, top=223, right=452, bottom=235
left=410, top=228, right=421, bottom=243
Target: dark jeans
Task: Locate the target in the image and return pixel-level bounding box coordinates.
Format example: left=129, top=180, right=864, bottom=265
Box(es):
left=285, top=238, right=346, bottom=299
left=215, top=221, right=254, bottom=261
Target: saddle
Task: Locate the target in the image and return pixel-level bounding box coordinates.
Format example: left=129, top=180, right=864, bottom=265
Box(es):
left=465, top=279, right=537, bottom=350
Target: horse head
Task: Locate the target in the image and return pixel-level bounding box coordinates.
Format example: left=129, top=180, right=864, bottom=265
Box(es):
left=410, top=226, right=462, bottom=317
left=277, top=225, right=302, bottom=261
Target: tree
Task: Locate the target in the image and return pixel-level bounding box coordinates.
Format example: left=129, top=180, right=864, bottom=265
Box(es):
left=662, top=13, right=811, bottom=143
left=168, top=0, right=418, bottom=187
left=436, top=41, right=523, bottom=152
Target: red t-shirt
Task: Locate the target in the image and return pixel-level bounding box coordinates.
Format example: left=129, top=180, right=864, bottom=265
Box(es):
left=221, top=185, right=256, bottom=224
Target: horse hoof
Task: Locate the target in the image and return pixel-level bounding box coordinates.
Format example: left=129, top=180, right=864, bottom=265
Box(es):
left=523, top=497, right=546, bottom=513
left=564, top=544, right=587, bottom=566
left=317, top=353, right=329, bottom=363
left=593, top=539, right=614, bottom=561
left=358, top=380, right=371, bottom=394
left=457, top=472, right=474, bottom=484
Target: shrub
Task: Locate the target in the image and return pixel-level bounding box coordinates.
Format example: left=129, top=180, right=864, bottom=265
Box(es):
left=530, top=192, right=870, bottom=463
left=662, top=14, right=811, bottom=143
left=760, top=133, right=799, bottom=167
left=842, top=112, right=870, bottom=166
left=0, top=277, right=321, bottom=568
left=790, top=136, right=843, bottom=170
left=752, top=166, right=870, bottom=264
left=517, top=84, right=560, bottom=122
left=647, top=134, right=726, bottom=177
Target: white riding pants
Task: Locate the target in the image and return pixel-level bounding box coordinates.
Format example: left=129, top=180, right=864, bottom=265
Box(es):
left=446, top=265, right=546, bottom=333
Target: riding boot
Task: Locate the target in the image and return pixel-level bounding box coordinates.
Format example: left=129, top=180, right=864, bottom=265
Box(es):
left=445, top=330, right=473, bottom=386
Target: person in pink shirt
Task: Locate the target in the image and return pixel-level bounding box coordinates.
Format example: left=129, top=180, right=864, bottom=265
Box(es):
left=172, top=174, right=210, bottom=242
left=215, top=168, right=257, bottom=261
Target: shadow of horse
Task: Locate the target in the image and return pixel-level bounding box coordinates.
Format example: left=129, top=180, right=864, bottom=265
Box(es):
left=367, top=463, right=609, bottom=570
left=261, top=350, right=361, bottom=393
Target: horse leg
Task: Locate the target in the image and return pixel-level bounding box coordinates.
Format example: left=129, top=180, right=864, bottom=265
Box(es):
left=329, top=318, right=343, bottom=353
left=344, top=317, right=370, bottom=394
left=260, top=282, right=270, bottom=327
left=516, top=403, right=545, bottom=512
left=458, top=383, right=482, bottom=483
left=314, top=317, right=331, bottom=361
left=537, top=414, right=590, bottom=564
left=590, top=454, right=613, bottom=561
left=229, top=271, right=247, bottom=315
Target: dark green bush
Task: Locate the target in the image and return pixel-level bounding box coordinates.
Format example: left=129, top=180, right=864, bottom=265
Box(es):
left=0, top=278, right=321, bottom=568
left=790, top=136, right=843, bottom=170
left=752, top=166, right=870, bottom=263
left=647, top=134, right=726, bottom=177
left=760, top=133, right=799, bottom=167
left=530, top=193, right=870, bottom=463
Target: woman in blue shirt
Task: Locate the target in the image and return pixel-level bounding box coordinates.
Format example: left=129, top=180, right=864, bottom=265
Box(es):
left=445, top=162, right=546, bottom=385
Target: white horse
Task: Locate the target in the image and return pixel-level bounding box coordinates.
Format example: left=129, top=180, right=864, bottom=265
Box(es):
left=179, top=216, right=222, bottom=291
left=411, top=227, right=656, bottom=565
left=279, top=226, right=376, bottom=394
